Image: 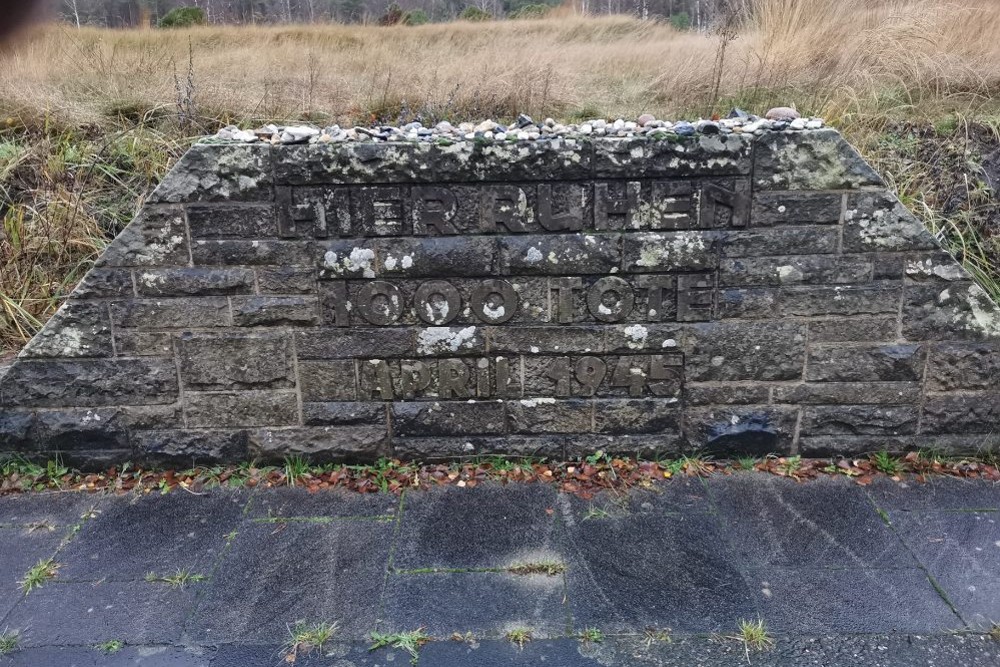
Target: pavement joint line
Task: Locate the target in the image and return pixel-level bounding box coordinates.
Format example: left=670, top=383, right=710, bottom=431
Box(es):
left=251, top=514, right=396, bottom=524
left=373, top=490, right=408, bottom=634
left=0, top=499, right=102, bottom=630
left=861, top=488, right=970, bottom=629
left=177, top=496, right=252, bottom=643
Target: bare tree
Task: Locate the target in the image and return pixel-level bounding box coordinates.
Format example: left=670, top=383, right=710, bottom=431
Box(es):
left=67, top=0, right=82, bottom=27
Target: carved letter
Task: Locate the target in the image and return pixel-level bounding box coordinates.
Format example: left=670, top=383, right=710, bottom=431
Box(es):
left=649, top=354, right=683, bottom=397
left=550, top=277, right=582, bottom=324
left=676, top=273, right=716, bottom=322
left=538, top=184, right=585, bottom=232
left=323, top=281, right=351, bottom=327
left=356, top=281, right=403, bottom=326
left=414, top=280, right=461, bottom=325
left=412, top=186, right=459, bottom=235
left=400, top=361, right=431, bottom=399
left=471, top=279, right=518, bottom=324
left=587, top=276, right=635, bottom=323
left=438, top=359, right=471, bottom=398
left=638, top=275, right=677, bottom=322
left=481, top=185, right=531, bottom=233
left=360, top=359, right=394, bottom=400
left=701, top=180, right=749, bottom=228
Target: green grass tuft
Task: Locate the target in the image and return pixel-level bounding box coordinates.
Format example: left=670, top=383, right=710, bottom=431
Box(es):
left=96, top=639, right=124, bottom=654
left=20, top=558, right=59, bottom=593
left=144, top=569, right=207, bottom=589
left=282, top=620, right=338, bottom=660
left=0, top=629, right=19, bottom=655
left=370, top=629, right=431, bottom=663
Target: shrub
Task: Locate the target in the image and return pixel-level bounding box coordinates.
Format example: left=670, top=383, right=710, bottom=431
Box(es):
left=668, top=11, right=691, bottom=31
left=403, top=9, right=429, bottom=25
left=378, top=2, right=405, bottom=25
left=510, top=3, right=550, bottom=19
left=460, top=6, right=492, bottom=21
left=158, top=6, right=206, bottom=28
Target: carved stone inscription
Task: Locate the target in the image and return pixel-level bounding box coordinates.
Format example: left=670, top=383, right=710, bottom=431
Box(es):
left=280, top=178, right=749, bottom=237
left=9, top=133, right=997, bottom=466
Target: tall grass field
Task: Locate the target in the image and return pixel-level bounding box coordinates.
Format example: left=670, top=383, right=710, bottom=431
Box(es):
left=1, top=0, right=999, bottom=355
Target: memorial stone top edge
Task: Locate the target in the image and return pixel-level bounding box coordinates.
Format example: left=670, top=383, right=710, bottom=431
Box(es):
left=147, top=125, right=877, bottom=203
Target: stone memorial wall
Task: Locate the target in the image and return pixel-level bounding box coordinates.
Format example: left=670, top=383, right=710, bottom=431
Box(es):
left=1, top=128, right=998, bottom=467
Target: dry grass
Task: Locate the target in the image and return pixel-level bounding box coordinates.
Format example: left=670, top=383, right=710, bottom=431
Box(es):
left=1, top=0, right=999, bottom=354
left=2, top=0, right=999, bottom=127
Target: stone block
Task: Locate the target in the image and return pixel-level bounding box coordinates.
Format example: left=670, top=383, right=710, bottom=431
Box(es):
left=393, top=435, right=565, bottom=460
left=34, top=408, right=131, bottom=450
left=806, top=344, right=925, bottom=382
left=592, top=134, right=752, bottom=178
left=926, top=342, right=1000, bottom=391
left=113, top=330, right=174, bottom=357
left=149, top=143, right=272, bottom=203
left=376, top=236, right=499, bottom=278
left=95, top=206, right=189, bottom=268
left=720, top=227, right=838, bottom=257
left=487, top=326, right=606, bottom=354
left=716, top=288, right=780, bottom=319
left=807, top=316, right=899, bottom=342
left=774, top=382, right=922, bottom=405
left=752, top=129, right=883, bottom=191
left=256, top=266, right=316, bottom=293
left=621, top=231, right=719, bottom=272
left=0, top=411, right=35, bottom=450
left=685, top=405, right=798, bottom=455
left=921, top=394, right=1000, bottom=435
left=134, top=429, right=251, bottom=465
left=73, top=268, right=134, bottom=298
left=248, top=426, right=387, bottom=462
left=720, top=255, right=873, bottom=287
left=751, top=191, right=842, bottom=225
left=800, top=404, right=919, bottom=436
left=903, top=282, right=1000, bottom=341
left=296, top=328, right=415, bottom=359
left=185, top=390, right=299, bottom=428
left=686, top=321, right=806, bottom=381
left=905, top=251, right=972, bottom=282
left=686, top=385, right=771, bottom=405
left=781, top=285, right=901, bottom=317
left=506, top=398, right=593, bottom=434
left=187, top=204, right=276, bottom=238
left=110, top=298, right=231, bottom=329
left=0, top=358, right=178, bottom=408
left=231, top=296, right=320, bottom=326
left=191, top=239, right=314, bottom=266
left=19, top=302, right=112, bottom=358
left=178, top=332, right=294, bottom=390
left=302, top=402, right=385, bottom=426
left=592, top=398, right=681, bottom=434
left=133, top=267, right=255, bottom=296
left=843, top=191, right=937, bottom=253
left=501, top=234, right=620, bottom=275
left=298, top=360, right=358, bottom=401
left=392, top=401, right=506, bottom=436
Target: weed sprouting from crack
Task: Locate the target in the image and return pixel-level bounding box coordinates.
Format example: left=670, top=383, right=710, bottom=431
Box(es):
left=643, top=627, right=672, bottom=645
left=727, top=617, right=774, bottom=663
left=20, top=558, right=59, bottom=593
left=369, top=629, right=430, bottom=664
left=506, top=628, right=533, bottom=650
left=507, top=561, right=567, bottom=576
left=144, top=569, right=207, bottom=589
left=578, top=627, right=604, bottom=644
left=96, top=639, right=123, bottom=654
left=0, top=629, right=20, bottom=655
left=282, top=620, right=338, bottom=661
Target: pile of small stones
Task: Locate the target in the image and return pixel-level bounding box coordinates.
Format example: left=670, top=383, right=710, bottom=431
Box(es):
left=209, top=107, right=824, bottom=145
